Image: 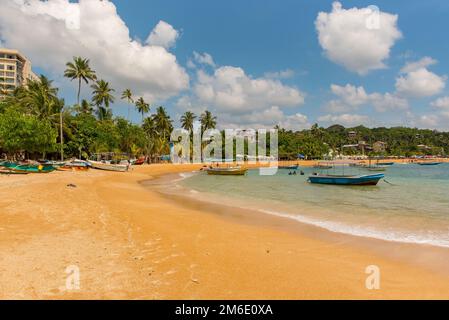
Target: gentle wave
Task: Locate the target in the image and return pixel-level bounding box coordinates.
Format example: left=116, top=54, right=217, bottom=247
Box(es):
left=258, top=208, right=449, bottom=248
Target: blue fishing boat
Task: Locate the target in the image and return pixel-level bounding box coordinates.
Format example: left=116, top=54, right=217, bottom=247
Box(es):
left=417, top=162, right=442, bottom=166
left=308, top=173, right=385, bottom=186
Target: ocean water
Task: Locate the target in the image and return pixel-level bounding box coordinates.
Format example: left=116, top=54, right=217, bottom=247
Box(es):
left=178, top=163, right=449, bottom=248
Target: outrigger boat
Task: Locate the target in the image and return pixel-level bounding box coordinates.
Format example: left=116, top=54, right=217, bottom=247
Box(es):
left=88, top=160, right=129, bottom=172
left=11, top=164, right=56, bottom=173
left=206, top=166, right=248, bottom=176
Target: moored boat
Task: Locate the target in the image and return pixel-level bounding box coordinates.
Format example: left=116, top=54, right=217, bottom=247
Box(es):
left=308, top=173, right=384, bottom=186
left=417, top=162, right=442, bottom=166
left=278, top=164, right=299, bottom=170
left=206, top=166, right=248, bottom=176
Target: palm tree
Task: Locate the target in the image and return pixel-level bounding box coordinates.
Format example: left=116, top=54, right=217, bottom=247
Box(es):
left=180, top=111, right=196, bottom=132
left=200, top=110, right=217, bottom=133
left=121, top=89, right=133, bottom=121
left=64, top=57, right=97, bottom=105
left=91, top=80, right=115, bottom=120
left=135, top=97, right=150, bottom=122
left=78, top=99, right=93, bottom=114
left=153, top=106, right=173, bottom=141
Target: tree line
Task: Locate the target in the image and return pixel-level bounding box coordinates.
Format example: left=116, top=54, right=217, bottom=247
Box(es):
left=0, top=56, right=216, bottom=161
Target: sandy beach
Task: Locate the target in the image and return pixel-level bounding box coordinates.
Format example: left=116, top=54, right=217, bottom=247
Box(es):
left=1, top=163, right=449, bottom=299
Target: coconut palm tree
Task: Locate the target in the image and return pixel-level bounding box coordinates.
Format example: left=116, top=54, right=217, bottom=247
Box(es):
left=135, top=97, right=150, bottom=122
left=64, top=57, right=97, bottom=105
left=180, top=111, right=196, bottom=132
left=153, top=106, right=173, bottom=141
left=200, top=110, right=217, bottom=133
left=91, top=79, right=115, bottom=120
left=121, top=88, right=133, bottom=121
left=78, top=99, right=94, bottom=114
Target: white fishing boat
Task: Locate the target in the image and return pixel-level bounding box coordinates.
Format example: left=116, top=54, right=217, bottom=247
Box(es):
left=88, top=160, right=129, bottom=172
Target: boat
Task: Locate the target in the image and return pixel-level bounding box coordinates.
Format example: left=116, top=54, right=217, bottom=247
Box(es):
left=0, top=168, right=29, bottom=175
left=417, top=162, right=442, bottom=166
left=380, top=162, right=395, bottom=166
left=313, top=164, right=333, bottom=169
left=11, top=164, right=56, bottom=173
left=364, top=166, right=387, bottom=172
left=278, top=164, right=299, bottom=170
left=88, top=160, right=129, bottom=172
left=206, top=166, right=248, bottom=176
left=308, top=173, right=385, bottom=186
left=132, top=157, right=146, bottom=165
left=58, top=160, right=90, bottom=171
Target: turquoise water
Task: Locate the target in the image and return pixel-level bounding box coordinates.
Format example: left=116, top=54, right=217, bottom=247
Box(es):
left=179, top=163, right=449, bottom=247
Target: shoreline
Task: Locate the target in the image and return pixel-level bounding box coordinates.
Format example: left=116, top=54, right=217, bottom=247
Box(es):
left=146, top=170, right=449, bottom=278
left=1, top=163, right=449, bottom=299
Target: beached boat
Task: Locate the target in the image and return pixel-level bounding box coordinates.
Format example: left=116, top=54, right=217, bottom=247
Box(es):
left=132, top=157, right=146, bottom=165
left=88, top=160, right=129, bottom=172
left=12, top=164, right=56, bottom=173
left=58, top=160, right=90, bottom=171
left=0, top=168, right=29, bottom=175
left=278, top=164, right=299, bottom=170
left=308, top=173, right=384, bottom=186
left=417, top=162, right=442, bottom=166
left=206, top=167, right=248, bottom=176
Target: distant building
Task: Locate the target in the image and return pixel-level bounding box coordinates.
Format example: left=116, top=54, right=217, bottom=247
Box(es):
left=373, top=141, right=387, bottom=153
left=0, top=48, right=39, bottom=96
left=348, top=131, right=357, bottom=139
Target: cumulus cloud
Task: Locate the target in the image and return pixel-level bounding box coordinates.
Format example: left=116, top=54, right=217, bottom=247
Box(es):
left=0, top=0, right=189, bottom=102
left=146, top=20, right=180, bottom=49
left=316, top=2, right=402, bottom=75
left=318, top=113, right=371, bottom=127
left=326, top=84, right=408, bottom=113
left=396, top=67, right=446, bottom=98
left=191, top=66, right=304, bottom=113
left=400, top=56, right=437, bottom=73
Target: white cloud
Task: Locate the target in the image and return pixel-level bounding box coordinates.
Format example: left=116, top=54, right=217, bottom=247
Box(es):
left=396, top=67, right=446, bottom=98
left=146, top=20, right=180, bottom=49
left=315, top=2, right=401, bottom=75
left=218, top=106, right=310, bottom=131
left=318, top=113, right=370, bottom=127
left=326, top=84, right=408, bottom=113
left=191, top=66, right=305, bottom=113
left=431, top=96, right=449, bottom=109
left=0, top=0, right=189, bottom=102
left=400, top=56, right=437, bottom=73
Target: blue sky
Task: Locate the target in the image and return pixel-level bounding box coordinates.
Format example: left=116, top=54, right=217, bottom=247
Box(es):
left=2, top=0, right=449, bottom=129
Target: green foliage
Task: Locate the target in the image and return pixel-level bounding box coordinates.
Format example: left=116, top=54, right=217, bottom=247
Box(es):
left=0, top=108, right=57, bottom=156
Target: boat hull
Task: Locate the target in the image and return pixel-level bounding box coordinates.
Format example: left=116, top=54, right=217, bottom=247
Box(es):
left=278, top=165, right=299, bottom=170
left=308, top=173, right=384, bottom=186
left=417, top=162, right=442, bottom=166
left=88, top=161, right=128, bottom=172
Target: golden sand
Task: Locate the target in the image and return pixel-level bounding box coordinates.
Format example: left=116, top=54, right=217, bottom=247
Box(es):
left=1, top=163, right=449, bottom=299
